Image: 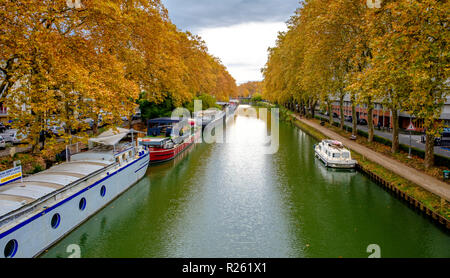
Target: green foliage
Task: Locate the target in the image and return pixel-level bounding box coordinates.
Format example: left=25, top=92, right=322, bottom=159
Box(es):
left=185, top=94, right=220, bottom=113
left=31, top=164, right=44, bottom=174
left=139, top=93, right=176, bottom=120
left=251, top=93, right=263, bottom=103
left=139, top=93, right=222, bottom=120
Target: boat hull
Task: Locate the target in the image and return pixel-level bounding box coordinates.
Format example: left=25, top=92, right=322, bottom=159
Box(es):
left=0, top=153, right=150, bottom=258
left=149, top=129, right=201, bottom=164
left=314, top=149, right=356, bottom=169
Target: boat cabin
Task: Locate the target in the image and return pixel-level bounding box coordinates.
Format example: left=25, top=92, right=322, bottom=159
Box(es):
left=314, top=140, right=356, bottom=169
left=147, top=118, right=183, bottom=137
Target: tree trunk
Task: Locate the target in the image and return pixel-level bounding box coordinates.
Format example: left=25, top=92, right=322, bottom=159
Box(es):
left=339, top=95, right=345, bottom=130
left=92, top=115, right=99, bottom=135
left=328, top=103, right=332, bottom=125
left=352, top=99, right=357, bottom=137
left=32, top=134, right=40, bottom=154
left=425, top=133, right=435, bottom=169
left=367, top=101, right=374, bottom=143
left=307, top=99, right=313, bottom=118
left=391, top=109, right=399, bottom=153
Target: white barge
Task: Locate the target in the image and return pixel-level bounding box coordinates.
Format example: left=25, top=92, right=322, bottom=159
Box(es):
left=0, top=128, right=149, bottom=258
left=314, top=140, right=357, bottom=169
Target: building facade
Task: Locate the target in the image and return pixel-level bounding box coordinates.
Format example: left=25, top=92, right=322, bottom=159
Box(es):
left=328, top=96, right=450, bottom=133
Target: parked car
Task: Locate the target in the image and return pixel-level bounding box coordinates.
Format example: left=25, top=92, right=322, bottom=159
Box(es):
left=6, top=130, right=28, bottom=144
left=357, top=119, right=368, bottom=125
left=81, top=118, right=95, bottom=129
left=0, top=123, right=7, bottom=133
left=433, top=129, right=450, bottom=146
left=49, top=125, right=64, bottom=137
left=345, top=116, right=353, bottom=123
left=0, top=135, right=5, bottom=149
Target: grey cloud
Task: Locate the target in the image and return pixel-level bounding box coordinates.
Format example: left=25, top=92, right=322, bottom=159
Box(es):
left=162, top=0, right=300, bottom=31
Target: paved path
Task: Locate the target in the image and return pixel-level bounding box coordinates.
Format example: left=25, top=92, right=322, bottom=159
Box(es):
left=293, top=114, right=450, bottom=202
left=317, top=113, right=450, bottom=158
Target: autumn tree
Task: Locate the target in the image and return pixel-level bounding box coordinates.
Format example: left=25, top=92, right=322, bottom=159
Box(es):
left=1, top=0, right=237, bottom=154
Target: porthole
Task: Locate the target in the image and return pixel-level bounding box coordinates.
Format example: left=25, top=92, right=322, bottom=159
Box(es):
left=79, top=198, right=87, bottom=211
left=100, top=186, right=106, bottom=197
left=4, top=239, right=18, bottom=258
left=51, top=213, right=61, bottom=229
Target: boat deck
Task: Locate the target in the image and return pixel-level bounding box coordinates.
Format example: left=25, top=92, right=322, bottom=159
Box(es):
left=0, top=157, right=113, bottom=219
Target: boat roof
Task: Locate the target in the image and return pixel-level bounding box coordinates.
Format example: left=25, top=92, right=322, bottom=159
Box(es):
left=0, top=158, right=113, bottom=218
left=321, top=140, right=350, bottom=152
left=148, top=118, right=183, bottom=125
left=89, top=127, right=138, bottom=146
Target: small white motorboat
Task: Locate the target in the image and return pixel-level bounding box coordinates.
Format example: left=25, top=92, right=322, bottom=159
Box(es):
left=314, top=140, right=357, bottom=169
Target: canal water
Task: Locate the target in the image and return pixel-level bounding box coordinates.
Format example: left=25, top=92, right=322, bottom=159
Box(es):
left=43, top=106, right=450, bottom=258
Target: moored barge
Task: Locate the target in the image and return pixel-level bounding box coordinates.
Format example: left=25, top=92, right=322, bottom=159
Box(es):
left=0, top=128, right=149, bottom=258
left=139, top=118, right=201, bottom=164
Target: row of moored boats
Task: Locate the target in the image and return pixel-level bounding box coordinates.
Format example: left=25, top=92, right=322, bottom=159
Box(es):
left=0, top=101, right=239, bottom=258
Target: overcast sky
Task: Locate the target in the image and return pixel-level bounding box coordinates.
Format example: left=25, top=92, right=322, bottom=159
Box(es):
left=161, top=0, right=300, bottom=84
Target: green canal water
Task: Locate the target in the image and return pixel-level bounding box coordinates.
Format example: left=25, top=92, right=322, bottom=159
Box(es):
left=42, top=107, right=450, bottom=258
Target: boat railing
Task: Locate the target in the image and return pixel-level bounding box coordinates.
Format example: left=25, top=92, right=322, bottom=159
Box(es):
left=65, top=142, right=86, bottom=162
left=0, top=161, right=118, bottom=228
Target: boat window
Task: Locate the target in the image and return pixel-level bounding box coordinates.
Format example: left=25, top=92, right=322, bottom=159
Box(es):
left=342, top=152, right=350, bottom=159
left=51, top=213, right=61, bottom=229
left=333, top=153, right=341, bottom=158
left=79, top=198, right=87, bottom=211
left=116, top=157, right=120, bottom=164
left=4, top=239, right=18, bottom=258
left=100, top=186, right=106, bottom=197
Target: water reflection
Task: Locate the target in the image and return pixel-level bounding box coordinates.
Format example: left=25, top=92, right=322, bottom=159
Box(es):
left=43, top=107, right=450, bottom=258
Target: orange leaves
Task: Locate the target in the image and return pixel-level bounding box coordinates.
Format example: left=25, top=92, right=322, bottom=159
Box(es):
left=1, top=0, right=237, bottom=151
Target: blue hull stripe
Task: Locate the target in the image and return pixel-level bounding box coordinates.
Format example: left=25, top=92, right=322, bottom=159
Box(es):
left=134, top=163, right=149, bottom=173
left=0, top=154, right=149, bottom=239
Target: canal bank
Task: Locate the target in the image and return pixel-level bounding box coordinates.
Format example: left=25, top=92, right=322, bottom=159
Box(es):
left=279, top=107, right=450, bottom=230
left=41, top=107, right=450, bottom=258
